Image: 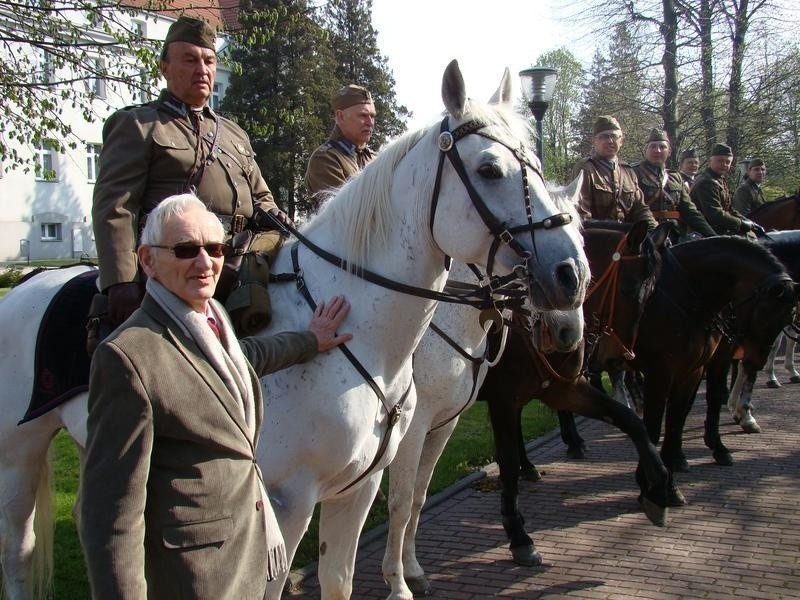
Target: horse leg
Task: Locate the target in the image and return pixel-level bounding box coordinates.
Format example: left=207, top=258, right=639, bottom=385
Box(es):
left=764, top=332, right=783, bottom=388
left=516, top=406, right=542, bottom=481
left=0, top=427, right=57, bottom=600
left=785, top=336, right=800, bottom=383
left=660, top=368, right=703, bottom=473
left=703, top=355, right=737, bottom=465
left=557, top=410, right=586, bottom=459
left=316, top=472, right=383, bottom=600
left=383, top=416, right=450, bottom=600
left=730, top=362, right=761, bottom=434
left=544, top=380, right=669, bottom=527
left=487, top=397, right=540, bottom=566
left=400, top=421, right=459, bottom=598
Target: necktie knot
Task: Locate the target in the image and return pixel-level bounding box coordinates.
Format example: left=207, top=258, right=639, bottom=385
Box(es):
left=207, top=317, right=221, bottom=340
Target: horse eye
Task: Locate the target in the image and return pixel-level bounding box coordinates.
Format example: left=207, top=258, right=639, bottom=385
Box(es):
left=477, top=163, right=503, bottom=179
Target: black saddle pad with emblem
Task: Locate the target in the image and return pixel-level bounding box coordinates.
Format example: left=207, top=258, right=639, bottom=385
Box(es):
left=19, top=269, right=99, bottom=425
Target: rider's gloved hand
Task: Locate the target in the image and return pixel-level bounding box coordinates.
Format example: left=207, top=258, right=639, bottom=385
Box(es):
left=739, top=219, right=758, bottom=234
left=107, top=281, right=143, bottom=326
left=252, top=206, right=293, bottom=231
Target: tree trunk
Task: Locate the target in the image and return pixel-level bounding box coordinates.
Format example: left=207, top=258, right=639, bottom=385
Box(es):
left=698, top=0, right=717, bottom=158
left=725, top=0, right=750, bottom=159
left=661, top=0, right=680, bottom=168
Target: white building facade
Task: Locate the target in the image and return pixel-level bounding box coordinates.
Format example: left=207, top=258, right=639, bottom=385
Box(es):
left=0, top=6, right=231, bottom=262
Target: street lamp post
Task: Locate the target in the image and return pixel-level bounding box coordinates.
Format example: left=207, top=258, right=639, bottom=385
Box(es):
left=519, top=67, right=558, bottom=166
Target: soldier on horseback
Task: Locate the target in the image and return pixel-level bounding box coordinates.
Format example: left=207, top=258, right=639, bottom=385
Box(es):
left=633, top=128, right=715, bottom=241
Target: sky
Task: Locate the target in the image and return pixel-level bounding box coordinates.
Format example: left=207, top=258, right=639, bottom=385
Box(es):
left=371, top=0, right=595, bottom=130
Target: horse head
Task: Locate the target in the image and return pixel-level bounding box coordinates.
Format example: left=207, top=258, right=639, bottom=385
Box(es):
left=429, top=60, right=589, bottom=311
left=582, top=221, right=668, bottom=370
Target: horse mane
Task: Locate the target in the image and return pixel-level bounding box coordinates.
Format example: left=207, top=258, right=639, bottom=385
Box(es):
left=302, top=100, right=536, bottom=270
left=679, top=235, right=785, bottom=273
left=547, top=182, right=583, bottom=231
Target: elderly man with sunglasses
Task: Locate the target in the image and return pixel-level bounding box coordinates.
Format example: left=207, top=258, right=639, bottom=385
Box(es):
left=81, top=194, right=352, bottom=599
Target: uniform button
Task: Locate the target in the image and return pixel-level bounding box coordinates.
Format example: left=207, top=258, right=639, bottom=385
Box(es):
left=256, top=499, right=264, bottom=511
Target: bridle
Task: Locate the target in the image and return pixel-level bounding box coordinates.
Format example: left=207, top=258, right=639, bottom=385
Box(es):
left=429, top=116, right=573, bottom=279
left=583, top=235, right=647, bottom=362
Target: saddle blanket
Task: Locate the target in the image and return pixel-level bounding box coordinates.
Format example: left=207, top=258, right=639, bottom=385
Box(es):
left=19, top=269, right=99, bottom=425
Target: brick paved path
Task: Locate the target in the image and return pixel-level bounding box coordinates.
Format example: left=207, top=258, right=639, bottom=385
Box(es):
left=289, top=375, right=800, bottom=599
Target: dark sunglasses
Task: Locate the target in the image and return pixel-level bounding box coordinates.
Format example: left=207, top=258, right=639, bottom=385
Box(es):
left=151, top=243, right=227, bottom=259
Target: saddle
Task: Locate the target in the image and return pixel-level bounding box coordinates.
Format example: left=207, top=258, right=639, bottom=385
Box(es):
left=19, top=269, right=99, bottom=424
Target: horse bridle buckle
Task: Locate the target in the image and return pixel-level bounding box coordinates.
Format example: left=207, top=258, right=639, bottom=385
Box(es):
left=438, top=131, right=454, bottom=152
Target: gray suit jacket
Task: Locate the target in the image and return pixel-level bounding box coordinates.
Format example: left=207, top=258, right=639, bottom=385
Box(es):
left=80, top=295, right=317, bottom=599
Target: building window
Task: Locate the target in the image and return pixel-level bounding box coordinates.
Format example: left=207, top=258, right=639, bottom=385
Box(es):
left=34, top=140, right=57, bottom=181
left=212, top=83, right=223, bottom=110
left=41, top=223, right=62, bottom=241
left=86, top=143, right=101, bottom=181
left=85, top=57, right=106, bottom=99
left=132, top=20, right=146, bottom=39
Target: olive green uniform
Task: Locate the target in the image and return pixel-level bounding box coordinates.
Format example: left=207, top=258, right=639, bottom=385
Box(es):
left=304, top=127, right=374, bottom=211
left=633, top=160, right=715, bottom=238
left=92, top=90, right=280, bottom=291
left=732, top=179, right=766, bottom=216
left=572, top=155, right=657, bottom=228
left=690, top=168, right=748, bottom=235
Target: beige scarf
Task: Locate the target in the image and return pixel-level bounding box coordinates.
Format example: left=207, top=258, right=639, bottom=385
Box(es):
left=146, top=278, right=288, bottom=581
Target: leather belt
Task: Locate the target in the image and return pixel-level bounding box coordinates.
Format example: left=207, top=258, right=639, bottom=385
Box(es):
left=652, top=210, right=680, bottom=221
left=217, top=214, right=247, bottom=235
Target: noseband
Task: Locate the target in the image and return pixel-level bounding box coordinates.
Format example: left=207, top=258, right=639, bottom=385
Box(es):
left=429, top=116, right=573, bottom=280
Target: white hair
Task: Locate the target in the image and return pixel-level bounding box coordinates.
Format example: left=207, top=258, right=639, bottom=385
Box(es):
left=139, top=193, right=224, bottom=246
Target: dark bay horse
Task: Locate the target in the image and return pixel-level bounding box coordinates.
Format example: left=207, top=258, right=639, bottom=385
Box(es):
left=705, top=231, right=800, bottom=454
left=630, top=237, right=796, bottom=491
left=748, top=191, right=800, bottom=230
left=477, top=222, right=672, bottom=566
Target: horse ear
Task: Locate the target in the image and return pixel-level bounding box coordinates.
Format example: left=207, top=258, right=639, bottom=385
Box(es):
left=488, top=67, right=512, bottom=105
left=562, top=171, right=583, bottom=210
left=442, top=59, right=467, bottom=119
left=648, top=221, right=673, bottom=250
left=626, top=220, right=649, bottom=252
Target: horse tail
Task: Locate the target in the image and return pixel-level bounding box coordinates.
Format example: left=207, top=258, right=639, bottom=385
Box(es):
left=31, top=447, right=55, bottom=600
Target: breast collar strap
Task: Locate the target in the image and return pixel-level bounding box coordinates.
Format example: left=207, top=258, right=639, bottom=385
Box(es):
left=428, top=116, right=572, bottom=277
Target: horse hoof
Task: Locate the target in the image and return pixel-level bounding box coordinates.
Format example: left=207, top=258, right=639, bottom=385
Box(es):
left=511, top=544, right=543, bottom=566
left=666, top=456, right=689, bottom=473
left=405, top=575, right=433, bottom=596
left=520, top=466, right=542, bottom=482
left=790, top=375, right=800, bottom=384
left=713, top=449, right=734, bottom=466
left=766, top=379, right=781, bottom=388
left=667, top=486, right=687, bottom=507
left=566, top=445, right=586, bottom=460
left=639, top=496, right=668, bottom=527
left=740, top=417, right=762, bottom=434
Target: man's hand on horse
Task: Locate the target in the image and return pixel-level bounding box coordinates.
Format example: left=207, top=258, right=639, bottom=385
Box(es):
left=308, top=295, right=352, bottom=352
left=253, top=207, right=293, bottom=232
left=108, top=281, right=143, bottom=326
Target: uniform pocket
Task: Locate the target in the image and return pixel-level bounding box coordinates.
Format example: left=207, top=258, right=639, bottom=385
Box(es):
left=152, top=129, right=191, bottom=151
left=162, top=516, right=233, bottom=549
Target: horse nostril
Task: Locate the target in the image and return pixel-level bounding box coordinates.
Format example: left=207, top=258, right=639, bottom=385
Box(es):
left=556, top=263, right=579, bottom=296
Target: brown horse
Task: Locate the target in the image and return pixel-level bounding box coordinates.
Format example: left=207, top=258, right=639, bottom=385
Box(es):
left=748, top=191, right=800, bottom=230
left=630, top=237, right=796, bottom=503
left=478, top=221, right=672, bottom=566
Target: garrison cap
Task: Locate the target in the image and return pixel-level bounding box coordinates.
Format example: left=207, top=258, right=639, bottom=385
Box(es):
left=593, top=115, right=622, bottom=136
left=748, top=158, right=765, bottom=169
left=711, top=143, right=733, bottom=157
left=332, top=84, right=373, bottom=111
left=163, top=16, right=217, bottom=52
left=645, top=128, right=669, bottom=144
left=679, top=148, right=698, bottom=161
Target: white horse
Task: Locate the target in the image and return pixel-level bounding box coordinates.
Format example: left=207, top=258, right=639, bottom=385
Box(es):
left=382, top=259, right=584, bottom=600
left=764, top=329, right=799, bottom=388
left=0, top=60, right=589, bottom=599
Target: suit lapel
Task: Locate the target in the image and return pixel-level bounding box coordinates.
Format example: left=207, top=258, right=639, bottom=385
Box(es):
left=141, top=297, right=254, bottom=446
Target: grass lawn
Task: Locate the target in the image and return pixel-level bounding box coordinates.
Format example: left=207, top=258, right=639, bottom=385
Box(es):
left=33, top=399, right=556, bottom=596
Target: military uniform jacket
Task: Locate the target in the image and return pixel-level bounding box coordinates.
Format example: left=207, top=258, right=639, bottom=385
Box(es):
left=690, top=168, right=746, bottom=235
left=304, top=127, right=375, bottom=210
left=80, top=294, right=318, bottom=599
left=92, top=90, right=279, bottom=291
left=633, top=161, right=716, bottom=237
left=732, top=179, right=766, bottom=216
left=572, top=155, right=657, bottom=228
